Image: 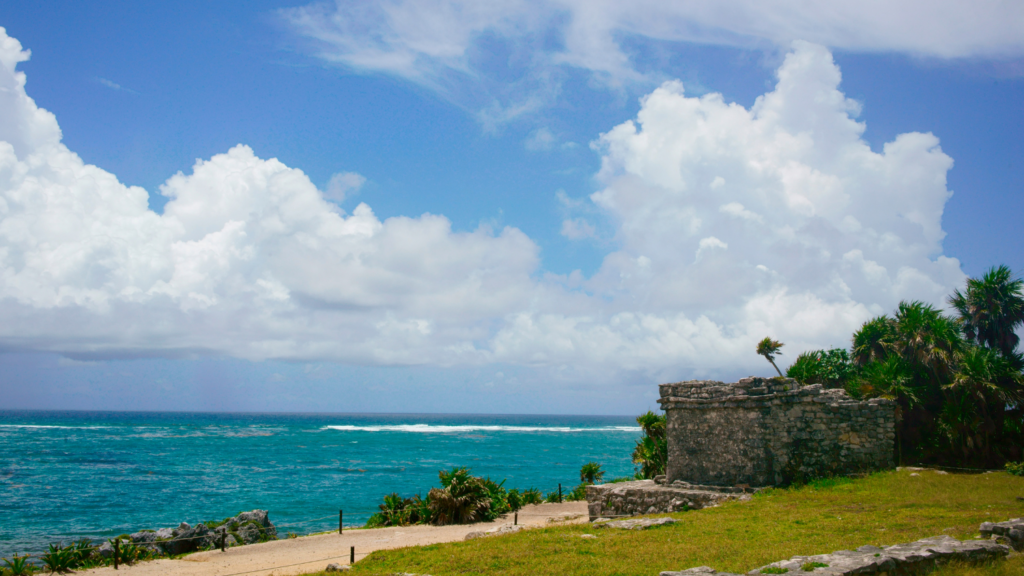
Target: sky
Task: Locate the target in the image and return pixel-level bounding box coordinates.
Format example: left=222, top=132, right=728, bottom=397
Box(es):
left=0, top=1, right=1022, bottom=415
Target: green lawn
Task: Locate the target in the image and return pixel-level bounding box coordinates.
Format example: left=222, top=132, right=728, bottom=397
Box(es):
left=305, top=469, right=1024, bottom=576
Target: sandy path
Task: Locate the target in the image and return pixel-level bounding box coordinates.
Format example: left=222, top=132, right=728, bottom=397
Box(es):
left=78, top=502, right=589, bottom=576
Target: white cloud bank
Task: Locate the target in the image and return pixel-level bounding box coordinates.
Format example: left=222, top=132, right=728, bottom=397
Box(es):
left=0, top=29, right=964, bottom=380
left=283, top=0, right=1024, bottom=121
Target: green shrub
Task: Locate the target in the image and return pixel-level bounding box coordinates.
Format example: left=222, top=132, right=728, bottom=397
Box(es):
left=520, top=488, right=543, bottom=505
left=428, top=467, right=492, bottom=525
left=2, top=554, right=35, bottom=575
left=41, top=543, right=74, bottom=574
left=802, top=562, right=829, bottom=571
left=1006, top=461, right=1024, bottom=476
left=760, top=567, right=788, bottom=574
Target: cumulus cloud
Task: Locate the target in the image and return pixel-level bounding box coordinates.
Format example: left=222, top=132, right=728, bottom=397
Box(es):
left=323, top=171, right=366, bottom=202
left=282, top=0, right=1024, bottom=120
left=0, top=28, right=966, bottom=381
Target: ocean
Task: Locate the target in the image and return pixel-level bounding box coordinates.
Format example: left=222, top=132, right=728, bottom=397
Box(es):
left=0, top=410, right=640, bottom=558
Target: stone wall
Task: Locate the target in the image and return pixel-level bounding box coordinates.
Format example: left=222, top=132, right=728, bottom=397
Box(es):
left=585, top=479, right=751, bottom=521
left=658, top=378, right=895, bottom=487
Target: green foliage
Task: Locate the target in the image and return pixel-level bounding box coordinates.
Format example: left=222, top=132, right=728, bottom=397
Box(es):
left=544, top=489, right=561, bottom=503
left=1006, top=461, right=1024, bottom=476
left=801, top=561, right=829, bottom=571
left=1, top=554, right=34, bottom=575
left=632, top=411, right=667, bottom=479
left=579, top=462, right=604, bottom=485
left=786, top=348, right=854, bottom=388
left=948, top=265, right=1024, bottom=358
left=840, top=267, right=1024, bottom=468
left=427, top=467, right=493, bottom=525
left=520, top=488, right=543, bottom=505
left=505, top=488, right=524, bottom=512
left=760, top=567, right=788, bottom=574
left=565, top=483, right=588, bottom=501
left=41, top=543, right=74, bottom=574
left=757, top=337, right=785, bottom=377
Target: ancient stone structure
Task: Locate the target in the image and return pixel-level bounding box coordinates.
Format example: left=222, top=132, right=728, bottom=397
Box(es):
left=659, top=378, right=895, bottom=487
left=585, top=479, right=753, bottom=521
left=661, top=534, right=1009, bottom=576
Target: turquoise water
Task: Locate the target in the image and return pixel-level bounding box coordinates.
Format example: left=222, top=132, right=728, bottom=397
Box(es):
left=0, top=411, right=640, bottom=558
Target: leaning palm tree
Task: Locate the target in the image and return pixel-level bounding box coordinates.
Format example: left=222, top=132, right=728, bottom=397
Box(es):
left=756, top=336, right=784, bottom=377
left=949, top=265, right=1024, bottom=359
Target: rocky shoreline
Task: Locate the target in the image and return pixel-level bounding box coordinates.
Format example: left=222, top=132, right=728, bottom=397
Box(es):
left=102, top=509, right=278, bottom=557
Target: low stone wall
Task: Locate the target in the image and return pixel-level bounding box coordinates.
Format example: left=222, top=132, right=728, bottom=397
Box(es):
left=661, top=534, right=1009, bottom=576
left=585, top=480, right=751, bottom=521
left=980, top=518, right=1024, bottom=551
left=659, top=378, right=895, bottom=487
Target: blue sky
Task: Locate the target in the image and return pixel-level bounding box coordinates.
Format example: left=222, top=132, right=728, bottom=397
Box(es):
left=0, top=1, right=1021, bottom=414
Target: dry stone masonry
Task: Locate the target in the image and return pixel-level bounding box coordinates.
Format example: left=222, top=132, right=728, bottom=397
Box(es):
left=659, top=378, right=896, bottom=487
left=586, top=479, right=753, bottom=521
left=980, top=518, right=1024, bottom=551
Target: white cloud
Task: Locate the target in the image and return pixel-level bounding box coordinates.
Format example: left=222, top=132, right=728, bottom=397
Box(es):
left=282, top=0, right=1024, bottom=121
left=0, top=29, right=967, bottom=383
left=324, top=171, right=366, bottom=202
left=524, top=127, right=557, bottom=151
left=561, top=218, right=596, bottom=240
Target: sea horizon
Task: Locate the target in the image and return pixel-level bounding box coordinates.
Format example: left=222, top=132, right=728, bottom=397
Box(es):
left=0, top=410, right=642, bottom=558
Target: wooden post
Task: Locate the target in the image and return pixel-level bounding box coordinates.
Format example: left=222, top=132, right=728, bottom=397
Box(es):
left=113, top=539, right=119, bottom=570
left=350, top=546, right=355, bottom=564
left=514, top=512, right=517, bottom=525
left=558, top=483, right=562, bottom=503
left=220, top=531, right=226, bottom=552
left=339, top=510, right=343, bottom=534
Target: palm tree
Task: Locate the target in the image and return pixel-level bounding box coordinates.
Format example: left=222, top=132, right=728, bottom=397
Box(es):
left=579, top=462, right=605, bottom=485
left=852, top=316, right=896, bottom=366
left=756, top=337, right=784, bottom=377
left=949, top=265, right=1024, bottom=359
left=632, top=411, right=667, bottom=479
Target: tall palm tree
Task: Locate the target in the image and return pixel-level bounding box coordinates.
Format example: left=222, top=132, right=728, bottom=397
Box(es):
left=756, top=337, right=784, bottom=377
left=949, top=265, right=1024, bottom=359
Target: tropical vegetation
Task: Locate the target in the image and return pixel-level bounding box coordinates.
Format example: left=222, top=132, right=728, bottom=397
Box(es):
left=365, top=464, right=605, bottom=528
left=778, top=265, right=1024, bottom=468
left=632, top=411, right=667, bottom=478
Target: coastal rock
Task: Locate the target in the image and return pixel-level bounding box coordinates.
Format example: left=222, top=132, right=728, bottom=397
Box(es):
left=124, top=509, right=276, bottom=555
left=464, top=531, right=486, bottom=541
left=325, top=563, right=350, bottom=572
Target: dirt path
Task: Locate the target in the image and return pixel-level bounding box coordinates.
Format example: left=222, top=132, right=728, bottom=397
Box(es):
left=78, top=502, right=589, bottom=576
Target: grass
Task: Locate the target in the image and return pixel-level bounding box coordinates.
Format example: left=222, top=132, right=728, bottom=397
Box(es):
left=298, top=469, right=1024, bottom=576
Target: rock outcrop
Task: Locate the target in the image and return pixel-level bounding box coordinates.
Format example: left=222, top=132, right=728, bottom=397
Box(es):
left=980, top=518, right=1024, bottom=551
left=119, top=509, right=277, bottom=556
left=660, top=534, right=1009, bottom=576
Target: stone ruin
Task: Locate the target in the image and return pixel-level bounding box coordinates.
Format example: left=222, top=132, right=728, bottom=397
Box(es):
left=661, top=377, right=895, bottom=487
left=588, top=377, right=895, bottom=520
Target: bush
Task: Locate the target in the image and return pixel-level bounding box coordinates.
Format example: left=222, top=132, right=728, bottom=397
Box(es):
left=1006, top=461, right=1024, bottom=476
left=520, top=488, right=543, bottom=505
left=428, top=467, right=492, bottom=525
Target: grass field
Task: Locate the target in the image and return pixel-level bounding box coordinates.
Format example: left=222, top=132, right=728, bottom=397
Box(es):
left=301, top=469, right=1024, bottom=576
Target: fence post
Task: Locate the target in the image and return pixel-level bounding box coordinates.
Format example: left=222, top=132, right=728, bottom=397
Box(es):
left=558, top=483, right=562, bottom=503
left=113, top=539, right=119, bottom=570
left=350, top=546, right=355, bottom=564
left=514, top=512, right=517, bottom=525
left=220, top=530, right=226, bottom=552
left=339, top=510, right=343, bottom=534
